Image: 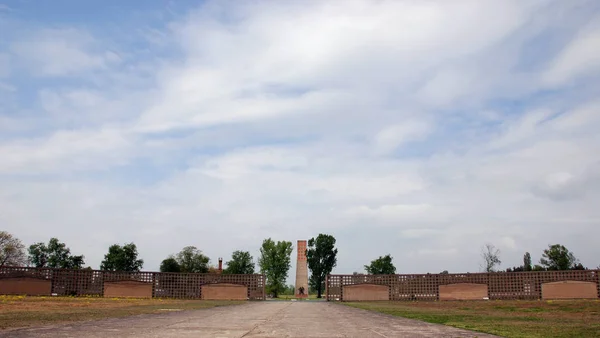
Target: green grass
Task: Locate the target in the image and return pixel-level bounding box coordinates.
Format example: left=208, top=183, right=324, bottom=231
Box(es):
left=345, top=300, right=600, bottom=338
left=0, top=295, right=242, bottom=330
left=276, top=294, right=320, bottom=300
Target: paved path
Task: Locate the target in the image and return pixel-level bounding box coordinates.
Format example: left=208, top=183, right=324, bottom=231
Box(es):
left=2, top=301, right=497, bottom=337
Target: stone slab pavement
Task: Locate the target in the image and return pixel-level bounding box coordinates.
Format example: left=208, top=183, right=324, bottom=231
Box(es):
left=1, top=301, right=498, bottom=337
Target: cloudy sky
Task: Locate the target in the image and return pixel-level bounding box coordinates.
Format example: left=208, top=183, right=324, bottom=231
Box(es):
left=1, top=0, right=599, bottom=277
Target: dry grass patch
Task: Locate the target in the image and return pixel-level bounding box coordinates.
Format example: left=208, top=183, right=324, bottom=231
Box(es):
left=345, top=300, right=600, bottom=338
left=0, top=295, right=242, bottom=330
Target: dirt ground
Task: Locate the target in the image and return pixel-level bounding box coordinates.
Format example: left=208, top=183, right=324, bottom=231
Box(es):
left=1, top=298, right=496, bottom=337
left=0, top=295, right=240, bottom=330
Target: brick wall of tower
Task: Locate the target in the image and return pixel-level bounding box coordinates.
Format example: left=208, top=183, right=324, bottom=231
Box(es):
left=295, top=240, right=309, bottom=298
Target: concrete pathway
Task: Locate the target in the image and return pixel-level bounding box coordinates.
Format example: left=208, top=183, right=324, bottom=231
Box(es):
left=1, top=301, right=497, bottom=337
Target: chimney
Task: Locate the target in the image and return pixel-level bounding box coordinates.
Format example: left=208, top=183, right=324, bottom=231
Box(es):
left=218, top=257, right=223, bottom=274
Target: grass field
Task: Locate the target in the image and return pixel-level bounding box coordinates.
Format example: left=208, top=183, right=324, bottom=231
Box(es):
left=0, top=295, right=242, bottom=330
left=346, top=300, right=600, bottom=338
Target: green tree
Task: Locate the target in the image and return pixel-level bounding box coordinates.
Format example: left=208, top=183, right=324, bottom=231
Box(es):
left=481, top=243, right=501, bottom=272
left=28, top=243, right=48, bottom=267
left=224, top=250, right=255, bottom=274
left=365, top=254, right=396, bottom=274
left=281, top=284, right=296, bottom=296
left=540, top=244, right=578, bottom=270
left=176, top=246, right=209, bottom=273
left=100, top=243, right=143, bottom=271
left=28, top=238, right=85, bottom=269
left=160, top=256, right=181, bottom=272
left=523, top=252, right=532, bottom=272
left=258, top=238, right=293, bottom=298
left=0, top=231, right=27, bottom=268
left=306, top=234, right=338, bottom=298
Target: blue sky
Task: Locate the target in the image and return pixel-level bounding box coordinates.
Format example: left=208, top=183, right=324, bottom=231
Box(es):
left=1, top=0, right=600, bottom=277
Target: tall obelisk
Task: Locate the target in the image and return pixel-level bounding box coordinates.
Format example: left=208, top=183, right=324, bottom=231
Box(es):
left=295, top=240, right=309, bottom=298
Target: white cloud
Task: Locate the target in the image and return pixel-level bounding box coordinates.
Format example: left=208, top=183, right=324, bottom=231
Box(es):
left=373, top=120, right=431, bottom=155
left=400, top=228, right=441, bottom=239
left=488, top=109, right=555, bottom=150
left=199, top=147, right=309, bottom=180
left=548, top=100, right=600, bottom=131
left=0, top=128, right=132, bottom=173
left=10, top=28, right=117, bottom=77
left=543, top=22, right=600, bottom=86
left=0, top=1, right=599, bottom=276
left=348, top=204, right=433, bottom=221
left=499, top=237, right=518, bottom=251
left=133, top=0, right=542, bottom=133
left=415, top=248, right=459, bottom=257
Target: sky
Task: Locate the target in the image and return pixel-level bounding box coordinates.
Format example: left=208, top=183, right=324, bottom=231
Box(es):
left=1, top=0, right=600, bottom=278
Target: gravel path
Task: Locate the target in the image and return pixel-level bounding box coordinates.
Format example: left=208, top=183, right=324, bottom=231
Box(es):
left=1, top=301, right=498, bottom=337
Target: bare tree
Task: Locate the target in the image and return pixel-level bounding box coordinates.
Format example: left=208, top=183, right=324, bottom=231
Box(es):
left=481, top=243, right=501, bottom=272
left=0, top=231, right=27, bottom=268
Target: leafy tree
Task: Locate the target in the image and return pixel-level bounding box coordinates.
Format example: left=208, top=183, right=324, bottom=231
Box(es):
left=176, top=246, right=209, bottom=273
left=532, top=264, right=546, bottom=271
left=365, top=254, right=396, bottom=274
left=506, top=266, right=524, bottom=272
left=28, top=238, right=85, bottom=269
left=481, top=243, right=501, bottom=272
left=281, top=284, right=296, bottom=296
left=100, top=243, right=143, bottom=271
left=28, top=243, right=48, bottom=267
left=523, top=252, right=532, bottom=272
left=160, top=256, right=181, bottom=272
left=224, top=250, right=255, bottom=274
left=258, top=238, right=293, bottom=298
left=539, top=244, right=578, bottom=271
left=0, top=231, right=27, bottom=268
left=440, top=270, right=449, bottom=274
left=306, top=234, right=338, bottom=298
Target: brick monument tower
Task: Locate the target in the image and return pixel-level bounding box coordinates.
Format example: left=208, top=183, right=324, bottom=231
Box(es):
left=295, top=240, right=309, bottom=298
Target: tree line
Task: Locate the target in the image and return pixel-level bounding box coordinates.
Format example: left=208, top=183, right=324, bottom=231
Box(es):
left=356, top=242, right=593, bottom=276
left=1, top=230, right=596, bottom=299
left=481, top=243, right=588, bottom=273
left=0, top=232, right=145, bottom=272
left=0, top=231, right=340, bottom=298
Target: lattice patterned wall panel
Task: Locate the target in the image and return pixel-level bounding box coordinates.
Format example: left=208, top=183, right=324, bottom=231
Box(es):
left=327, top=270, right=600, bottom=301
left=0, top=267, right=265, bottom=300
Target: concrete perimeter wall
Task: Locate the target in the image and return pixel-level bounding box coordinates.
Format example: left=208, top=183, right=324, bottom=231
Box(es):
left=542, top=281, right=598, bottom=300
left=0, top=277, right=51, bottom=296
left=201, top=283, right=248, bottom=300
left=439, top=283, right=488, bottom=301
left=342, top=284, right=389, bottom=301
left=104, top=281, right=153, bottom=298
